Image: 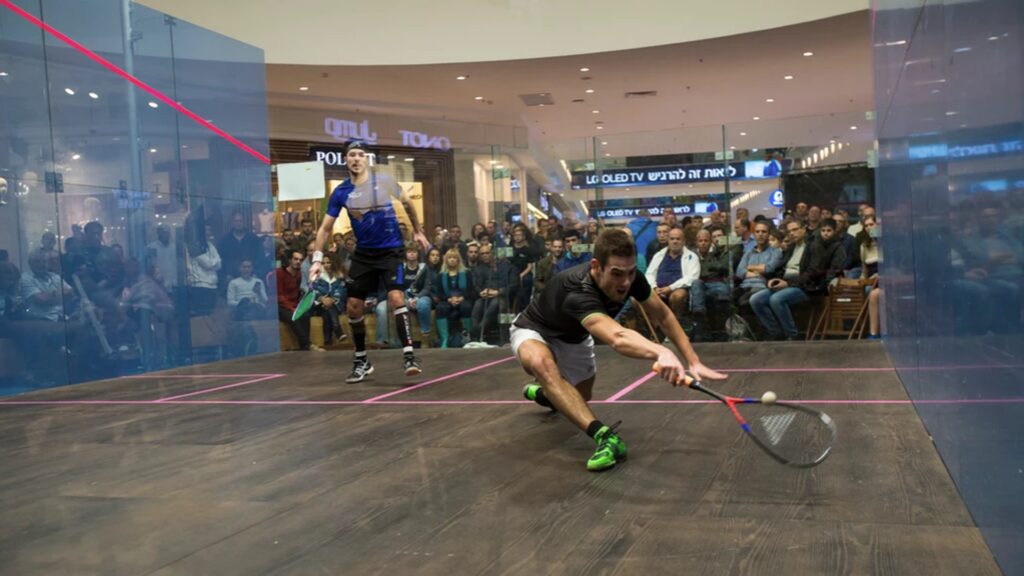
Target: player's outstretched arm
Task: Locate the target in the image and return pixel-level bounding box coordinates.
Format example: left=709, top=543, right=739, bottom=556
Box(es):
left=639, top=294, right=727, bottom=381
left=582, top=313, right=685, bottom=385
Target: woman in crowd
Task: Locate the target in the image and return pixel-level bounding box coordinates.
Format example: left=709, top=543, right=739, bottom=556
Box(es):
left=434, top=248, right=473, bottom=348
left=311, top=253, right=347, bottom=345
left=857, top=215, right=883, bottom=338
left=411, top=247, right=442, bottom=346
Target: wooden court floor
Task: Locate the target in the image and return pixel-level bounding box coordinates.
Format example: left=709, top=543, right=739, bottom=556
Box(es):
left=0, top=341, right=1003, bottom=575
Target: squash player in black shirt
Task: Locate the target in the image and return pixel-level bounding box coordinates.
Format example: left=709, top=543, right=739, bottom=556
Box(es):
left=511, top=228, right=726, bottom=471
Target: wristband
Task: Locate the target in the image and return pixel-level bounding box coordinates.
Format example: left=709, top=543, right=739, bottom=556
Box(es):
left=312, top=250, right=324, bottom=264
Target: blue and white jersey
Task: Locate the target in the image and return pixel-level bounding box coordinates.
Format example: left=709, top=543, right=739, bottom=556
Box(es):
left=326, top=171, right=404, bottom=250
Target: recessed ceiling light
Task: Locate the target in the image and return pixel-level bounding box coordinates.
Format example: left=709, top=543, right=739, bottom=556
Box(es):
left=456, top=75, right=468, bottom=80
left=850, top=125, right=858, bottom=130
left=591, top=110, right=600, bottom=114
left=988, top=36, right=1000, bottom=41
left=945, top=111, right=958, bottom=116
left=729, top=146, right=736, bottom=150
left=765, top=98, right=775, bottom=103
left=753, top=116, right=760, bottom=121
left=885, top=40, right=907, bottom=46
left=88, top=92, right=99, bottom=99
left=387, top=155, right=396, bottom=159
left=783, top=75, right=794, bottom=80
left=64, top=88, right=75, bottom=95
left=579, top=67, right=590, bottom=72
left=71, top=153, right=81, bottom=160
left=585, top=88, right=595, bottom=94
left=0, top=71, right=8, bottom=77
left=474, top=96, right=484, bottom=101
left=299, top=86, right=309, bottom=91
left=953, top=47, right=972, bottom=53
left=931, top=89, right=941, bottom=94
left=604, top=153, right=611, bottom=157
left=149, top=148, right=158, bottom=153
left=405, top=157, right=415, bottom=162
left=596, top=126, right=604, bottom=130
left=148, top=101, right=158, bottom=108
left=803, top=51, right=814, bottom=57
left=739, top=132, right=747, bottom=136
left=601, top=141, right=608, bottom=145
left=182, top=145, right=189, bottom=149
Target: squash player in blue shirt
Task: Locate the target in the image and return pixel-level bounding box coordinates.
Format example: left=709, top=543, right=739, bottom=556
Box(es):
left=308, top=141, right=430, bottom=383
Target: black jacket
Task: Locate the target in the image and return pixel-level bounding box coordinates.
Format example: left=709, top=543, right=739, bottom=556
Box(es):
left=771, top=238, right=846, bottom=294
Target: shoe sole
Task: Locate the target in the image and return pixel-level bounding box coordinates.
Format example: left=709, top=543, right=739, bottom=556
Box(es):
left=345, top=364, right=374, bottom=383
left=405, top=365, right=422, bottom=377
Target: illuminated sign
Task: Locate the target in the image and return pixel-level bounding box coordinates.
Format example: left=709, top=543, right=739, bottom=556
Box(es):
left=324, top=117, right=378, bottom=144
left=769, top=189, right=785, bottom=207
left=908, top=139, right=1024, bottom=160
left=399, top=130, right=451, bottom=150
left=592, top=205, right=694, bottom=219
left=571, top=160, right=787, bottom=189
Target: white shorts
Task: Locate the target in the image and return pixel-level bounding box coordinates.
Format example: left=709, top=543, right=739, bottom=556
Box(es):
left=509, top=319, right=596, bottom=386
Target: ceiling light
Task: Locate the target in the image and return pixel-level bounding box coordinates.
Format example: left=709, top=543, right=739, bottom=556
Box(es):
left=729, top=146, right=736, bottom=150
left=988, top=36, right=1000, bottom=41
left=405, top=157, right=415, bottom=162
left=601, top=141, right=608, bottom=145
left=783, top=75, right=794, bottom=80
left=850, top=125, right=858, bottom=130
left=149, top=148, right=158, bottom=153
left=803, top=51, right=814, bottom=57
left=0, top=71, right=7, bottom=77
left=751, top=148, right=759, bottom=152
left=88, top=92, right=98, bottom=99
left=71, top=153, right=81, bottom=160
left=931, top=89, right=941, bottom=94
left=474, top=96, right=484, bottom=100
left=604, top=153, right=611, bottom=157
left=585, top=88, right=595, bottom=94
left=64, top=87, right=75, bottom=95
left=579, top=67, right=590, bottom=72
left=148, top=101, right=158, bottom=108
left=387, top=155, right=396, bottom=159
left=181, top=145, right=189, bottom=149
left=885, top=40, right=907, bottom=46
left=495, top=165, right=505, bottom=169
left=456, top=75, right=468, bottom=80
left=596, top=126, right=604, bottom=130
left=953, top=47, right=972, bottom=53
left=765, top=98, right=775, bottom=103
left=299, top=86, right=309, bottom=91
left=591, top=110, right=600, bottom=114
left=945, top=111, right=958, bottom=116
left=740, top=132, right=747, bottom=136
left=753, top=116, right=760, bottom=121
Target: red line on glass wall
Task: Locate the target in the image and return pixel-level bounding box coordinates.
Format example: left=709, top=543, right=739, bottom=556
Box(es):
left=0, top=0, right=271, bottom=165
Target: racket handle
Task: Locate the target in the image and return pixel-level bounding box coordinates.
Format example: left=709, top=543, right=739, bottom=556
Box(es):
left=652, top=363, right=695, bottom=386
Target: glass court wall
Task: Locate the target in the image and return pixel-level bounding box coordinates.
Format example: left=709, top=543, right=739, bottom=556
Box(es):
left=0, top=0, right=275, bottom=395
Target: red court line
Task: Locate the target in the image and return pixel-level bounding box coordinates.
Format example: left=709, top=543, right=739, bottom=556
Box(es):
left=3, top=397, right=1024, bottom=407
left=360, top=356, right=517, bottom=403
left=0, top=0, right=271, bottom=165
left=605, top=372, right=658, bottom=402
left=155, top=374, right=286, bottom=402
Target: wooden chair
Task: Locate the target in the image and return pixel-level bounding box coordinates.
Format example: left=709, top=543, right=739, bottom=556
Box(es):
left=809, top=278, right=876, bottom=340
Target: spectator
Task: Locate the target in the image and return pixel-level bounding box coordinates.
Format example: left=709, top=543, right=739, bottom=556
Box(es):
left=471, top=242, right=513, bottom=344
left=375, top=243, right=425, bottom=347
left=794, top=202, right=809, bottom=222
left=556, top=229, right=592, bottom=273
left=751, top=219, right=846, bottom=340
left=735, top=221, right=782, bottom=306
left=584, top=219, right=601, bottom=243
left=645, top=226, right=700, bottom=321
left=732, top=218, right=756, bottom=254
left=186, top=227, right=221, bottom=316
left=289, top=218, right=316, bottom=254
left=442, top=225, right=469, bottom=263
left=847, top=204, right=875, bottom=237
left=276, top=250, right=318, bottom=351
left=508, top=222, right=540, bottom=312
left=661, top=210, right=678, bottom=228
left=310, top=253, right=347, bottom=345
left=256, top=235, right=277, bottom=281
left=465, top=241, right=481, bottom=268
left=300, top=240, right=316, bottom=292
left=146, top=225, right=179, bottom=292
left=831, top=211, right=858, bottom=275
left=470, top=222, right=486, bottom=242
left=646, top=223, right=671, bottom=265
left=690, top=229, right=732, bottom=319
left=435, top=248, right=473, bottom=348
left=411, top=247, right=442, bottom=346
left=806, top=206, right=823, bottom=237
left=217, top=212, right=262, bottom=287
left=20, top=249, right=72, bottom=322
left=534, top=237, right=563, bottom=297
left=227, top=259, right=269, bottom=320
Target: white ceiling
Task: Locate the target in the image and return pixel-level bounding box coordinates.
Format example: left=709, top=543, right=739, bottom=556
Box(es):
left=264, top=11, right=875, bottom=152
left=137, top=0, right=866, bottom=66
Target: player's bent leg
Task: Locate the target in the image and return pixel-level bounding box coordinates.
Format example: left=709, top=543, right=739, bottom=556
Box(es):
left=387, top=288, right=421, bottom=376
left=345, top=296, right=374, bottom=383
left=515, top=339, right=597, bottom=431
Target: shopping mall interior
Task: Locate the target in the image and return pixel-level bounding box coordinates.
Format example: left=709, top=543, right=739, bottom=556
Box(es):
left=1, top=0, right=1022, bottom=574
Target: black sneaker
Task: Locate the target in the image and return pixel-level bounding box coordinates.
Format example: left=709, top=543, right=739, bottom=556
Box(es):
left=346, top=357, right=374, bottom=383
left=403, top=353, right=422, bottom=377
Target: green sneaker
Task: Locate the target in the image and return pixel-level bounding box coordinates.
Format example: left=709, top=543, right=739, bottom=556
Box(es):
left=523, top=383, right=556, bottom=411
left=587, top=424, right=627, bottom=471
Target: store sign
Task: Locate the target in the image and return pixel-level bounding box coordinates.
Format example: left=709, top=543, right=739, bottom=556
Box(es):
left=769, top=189, right=785, bottom=208
left=324, top=117, right=378, bottom=145
left=592, top=204, right=694, bottom=219
left=309, top=145, right=352, bottom=167
left=399, top=130, right=451, bottom=150
left=572, top=163, right=745, bottom=189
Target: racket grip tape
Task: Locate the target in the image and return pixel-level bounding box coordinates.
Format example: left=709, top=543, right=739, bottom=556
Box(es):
left=651, top=363, right=695, bottom=386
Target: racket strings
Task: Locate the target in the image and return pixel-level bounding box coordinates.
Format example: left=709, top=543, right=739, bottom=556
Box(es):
left=741, top=404, right=835, bottom=465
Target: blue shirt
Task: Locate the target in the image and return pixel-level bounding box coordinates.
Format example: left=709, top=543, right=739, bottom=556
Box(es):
left=736, top=246, right=782, bottom=290
left=326, top=171, right=403, bottom=250
left=656, top=252, right=683, bottom=288
left=556, top=251, right=592, bottom=273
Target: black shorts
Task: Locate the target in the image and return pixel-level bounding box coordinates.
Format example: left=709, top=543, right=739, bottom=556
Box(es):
left=347, top=247, right=406, bottom=299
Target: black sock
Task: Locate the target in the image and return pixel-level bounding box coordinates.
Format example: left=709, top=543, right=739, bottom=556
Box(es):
left=350, top=316, right=366, bottom=353
left=394, top=306, right=414, bottom=354
left=586, top=420, right=605, bottom=438
left=533, top=387, right=552, bottom=408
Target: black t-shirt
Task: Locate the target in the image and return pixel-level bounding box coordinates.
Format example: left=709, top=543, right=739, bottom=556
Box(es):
left=508, top=242, right=541, bottom=273
left=514, top=263, right=653, bottom=343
